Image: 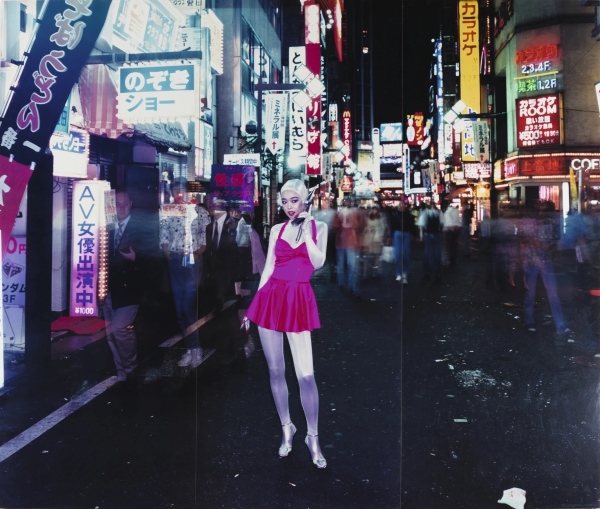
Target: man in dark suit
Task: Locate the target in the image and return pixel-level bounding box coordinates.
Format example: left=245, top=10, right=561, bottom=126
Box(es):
left=104, top=191, right=144, bottom=382
left=204, top=206, right=240, bottom=313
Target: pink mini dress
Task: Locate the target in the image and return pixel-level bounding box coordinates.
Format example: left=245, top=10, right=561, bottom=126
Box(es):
left=246, top=221, right=321, bottom=332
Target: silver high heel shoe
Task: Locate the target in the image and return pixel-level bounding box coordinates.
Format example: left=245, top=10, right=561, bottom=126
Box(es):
left=279, top=422, right=296, bottom=457
left=305, top=433, right=327, bottom=469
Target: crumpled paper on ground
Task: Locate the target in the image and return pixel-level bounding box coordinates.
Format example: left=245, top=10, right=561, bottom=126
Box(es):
left=498, top=488, right=526, bottom=509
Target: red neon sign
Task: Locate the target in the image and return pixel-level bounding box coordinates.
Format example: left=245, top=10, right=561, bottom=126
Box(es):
left=516, top=94, right=562, bottom=148
left=515, top=44, right=558, bottom=65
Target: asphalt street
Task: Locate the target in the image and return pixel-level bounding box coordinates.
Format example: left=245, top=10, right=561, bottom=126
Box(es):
left=0, top=241, right=599, bottom=509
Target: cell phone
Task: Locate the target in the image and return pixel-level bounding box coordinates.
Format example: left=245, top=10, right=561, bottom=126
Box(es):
left=291, top=189, right=316, bottom=226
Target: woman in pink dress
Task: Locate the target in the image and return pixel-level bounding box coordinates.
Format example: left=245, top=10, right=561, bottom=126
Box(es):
left=243, top=179, right=328, bottom=469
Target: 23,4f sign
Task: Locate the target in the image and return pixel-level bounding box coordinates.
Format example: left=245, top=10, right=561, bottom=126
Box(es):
left=516, top=93, right=563, bottom=148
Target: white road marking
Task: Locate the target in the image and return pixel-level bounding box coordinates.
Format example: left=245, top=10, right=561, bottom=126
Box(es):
left=159, top=299, right=237, bottom=348
left=0, top=300, right=239, bottom=464
left=0, top=377, right=118, bottom=463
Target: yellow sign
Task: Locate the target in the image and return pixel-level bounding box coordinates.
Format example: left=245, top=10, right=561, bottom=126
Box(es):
left=570, top=167, right=578, bottom=202
left=458, top=0, right=480, bottom=162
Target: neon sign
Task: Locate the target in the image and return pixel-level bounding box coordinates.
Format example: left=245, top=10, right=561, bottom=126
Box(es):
left=516, top=94, right=563, bottom=148
left=515, top=44, right=558, bottom=65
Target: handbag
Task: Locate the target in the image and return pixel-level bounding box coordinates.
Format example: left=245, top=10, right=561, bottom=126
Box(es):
left=381, top=245, right=395, bottom=263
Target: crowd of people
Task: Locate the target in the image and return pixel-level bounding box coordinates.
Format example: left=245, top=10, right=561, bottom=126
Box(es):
left=314, top=197, right=471, bottom=296
left=101, top=179, right=600, bottom=472
left=314, top=196, right=600, bottom=356
left=104, top=178, right=267, bottom=382
left=104, top=179, right=600, bottom=386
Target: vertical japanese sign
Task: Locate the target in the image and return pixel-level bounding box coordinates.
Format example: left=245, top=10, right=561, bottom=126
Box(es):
left=406, top=112, right=424, bottom=146
left=209, top=165, right=254, bottom=212
left=435, top=40, right=445, bottom=163
left=70, top=181, right=108, bottom=317
left=264, top=93, right=288, bottom=155
left=202, top=121, right=213, bottom=180
left=305, top=2, right=322, bottom=175
left=472, top=121, right=490, bottom=162
left=458, top=0, right=480, bottom=162
left=342, top=110, right=352, bottom=166
left=0, top=0, right=113, bottom=257
left=289, top=46, right=307, bottom=160
left=595, top=81, right=600, bottom=115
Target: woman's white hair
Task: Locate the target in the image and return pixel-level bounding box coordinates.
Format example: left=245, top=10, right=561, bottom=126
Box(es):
left=277, top=179, right=308, bottom=207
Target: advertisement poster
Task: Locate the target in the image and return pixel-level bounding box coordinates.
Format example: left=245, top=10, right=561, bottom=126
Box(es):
left=516, top=94, right=563, bottom=148
left=209, top=165, right=254, bottom=212
left=112, top=0, right=183, bottom=54
left=2, top=236, right=26, bottom=307
left=70, top=181, right=111, bottom=317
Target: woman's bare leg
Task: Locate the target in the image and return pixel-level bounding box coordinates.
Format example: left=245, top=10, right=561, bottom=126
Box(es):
left=258, top=326, right=295, bottom=455
left=287, top=331, right=326, bottom=468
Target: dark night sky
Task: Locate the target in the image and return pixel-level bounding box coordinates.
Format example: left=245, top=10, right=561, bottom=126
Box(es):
left=372, top=0, right=445, bottom=128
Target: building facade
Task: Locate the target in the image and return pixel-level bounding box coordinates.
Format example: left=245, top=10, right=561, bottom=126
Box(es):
left=492, top=0, right=600, bottom=217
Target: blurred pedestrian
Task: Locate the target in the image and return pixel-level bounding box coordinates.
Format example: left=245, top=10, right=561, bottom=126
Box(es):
left=160, top=179, right=203, bottom=367
left=520, top=201, right=570, bottom=335
left=192, top=203, right=211, bottom=290
left=558, top=209, right=597, bottom=352
left=462, top=201, right=474, bottom=257
left=418, top=201, right=444, bottom=283
left=333, top=198, right=362, bottom=298
left=362, top=205, right=386, bottom=278
left=443, top=201, right=461, bottom=267
left=388, top=201, right=415, bottom=284
left=314, top=200, right=337, bottom=281
left=104, top=190, right=146, bottom=382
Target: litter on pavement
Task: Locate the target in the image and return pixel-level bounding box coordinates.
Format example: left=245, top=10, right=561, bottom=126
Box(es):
left=498, top=487, right=526, bottom=509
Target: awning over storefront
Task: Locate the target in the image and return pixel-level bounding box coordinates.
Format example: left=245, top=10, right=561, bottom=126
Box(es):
left=78, top=64, right=192, bottom=152
left=79, top=64, right=130, bottom=138
left=134, top=122, right=192, bottom=152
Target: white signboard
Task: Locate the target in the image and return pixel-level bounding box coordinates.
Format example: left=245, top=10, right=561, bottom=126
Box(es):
left=50, top=129, right=90, bottom=179
left=444, top=123, right=454, bottom=156
left=265, top=93, right=288, bottom=155
left=176, top=27, right=201, bottom=52
left=595, top=81, right=600, bottom=116
left=117, top=63, right=199, bottom=123
left=472, top=121, right=490, bottom=163
left=289, top=46, right=307, bottom=160
left=169, top=0, right=204, bottom=14
left=224, top=154, right=261, bottom=166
